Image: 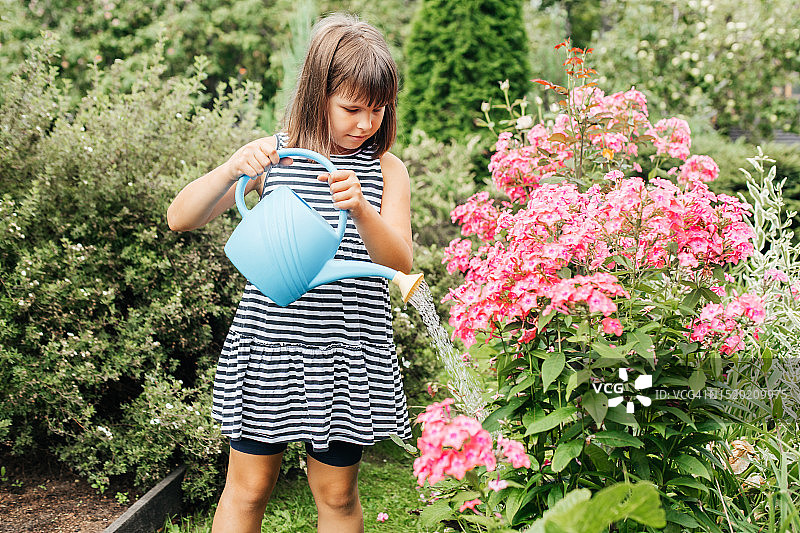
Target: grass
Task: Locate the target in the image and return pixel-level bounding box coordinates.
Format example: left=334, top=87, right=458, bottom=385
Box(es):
left=163, top=439, right=426, bottom=533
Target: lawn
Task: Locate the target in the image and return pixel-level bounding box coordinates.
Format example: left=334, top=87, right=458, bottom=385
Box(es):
left=163, top=439, right=430, bottom=533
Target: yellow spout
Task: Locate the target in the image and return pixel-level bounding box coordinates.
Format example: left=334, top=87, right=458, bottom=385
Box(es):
left=391, top=272, right=425, bottom=303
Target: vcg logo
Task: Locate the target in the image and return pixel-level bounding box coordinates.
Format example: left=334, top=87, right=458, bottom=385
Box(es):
left=591, top=368, right=653, bottom=414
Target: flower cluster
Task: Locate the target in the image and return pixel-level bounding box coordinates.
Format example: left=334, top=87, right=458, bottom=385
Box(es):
left=413, top=399, right=528, bottom=487
left=649, top=117, right=692, bottom=160
left=443, top=174, right=754, bottom=346
left=690, top=293, right=766, bottom=354
left=677, top=154, right=720, bottom=187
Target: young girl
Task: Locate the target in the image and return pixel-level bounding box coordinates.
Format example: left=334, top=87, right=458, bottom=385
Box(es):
left=167, top=14, right=412, bottom=533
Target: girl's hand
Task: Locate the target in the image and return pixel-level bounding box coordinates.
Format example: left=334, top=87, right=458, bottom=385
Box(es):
left=223, top=136, right=292, bottom=183
left=318, top=170, right=370, bottom=219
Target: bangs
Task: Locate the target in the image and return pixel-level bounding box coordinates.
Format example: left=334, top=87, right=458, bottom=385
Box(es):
left=285, top=14, right=398, bottom=158
left=330, top=46, right=397, bottom=108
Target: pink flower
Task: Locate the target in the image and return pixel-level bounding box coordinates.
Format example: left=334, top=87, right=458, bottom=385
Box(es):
left=496, top=437, right=531, bottom=469
left=678, top=155, right=720, bottom=186
left=602, top=317, right=623, bottom=336
left=413, top=400, right=497, bottom=486
left=650, top=117, right=691, bottom=160
left=459, top=498, right=483, bottom=513
left=765, top=268, right=789, bottom=283
left=376, top=512, right=389, bottom=522
left=689, top=293, right=766, bottom=353
left=488, top=479, right=509, bottom=492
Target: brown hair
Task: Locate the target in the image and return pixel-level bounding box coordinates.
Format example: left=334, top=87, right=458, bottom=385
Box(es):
left=284, top=13, right=398, bottom=158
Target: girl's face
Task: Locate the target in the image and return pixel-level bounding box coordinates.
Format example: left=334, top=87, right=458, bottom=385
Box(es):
left=327, top=93, right=385, bottom=153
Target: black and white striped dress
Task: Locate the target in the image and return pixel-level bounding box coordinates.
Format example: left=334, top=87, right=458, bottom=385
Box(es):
left=212, top=133, right=411, bottom=452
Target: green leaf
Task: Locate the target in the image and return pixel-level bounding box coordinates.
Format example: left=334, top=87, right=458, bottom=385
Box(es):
left=666, top=476, right=709, bottom=493
left=604, top=406, right=639, bottom=427
left=631, top=448, right=651, bottom=479
left=504, top=488, right=525, bottom=524
left=483, top=396, right=526, bottom=433
left=686, top=370, right=705, bottom=394
left=664, top=509, right=700, bottom=528
left=591, top=342, right=626, bottom=360
left=592, top=430, right=644, bottom=448
left=551, top=438, right=584, bottom=473
left=460, top=514, right=498, bottom=527
left=673, top=454, right=711, bottom=480
left=419, top=499, right=454, bottom=528
left=679, top=289, right=703, bottom=314
left=584, top=443, right=615, bottom=474
left=542, top=351, right=566, bottom=391
left=389, top=433, right=418, bottom=455
left=632, top=331, right=655, bottom=361
left=537, top=310, right=556, bottom=332
left=525, top=406, right=578, bottom=436
left=526, top=482, right=666, bottom=533
left=581, top=389, right=608, bottom=426
left=509, top=374, right=537, bottom=397
left=565, top=368, right=589, bottom=399
left=660, top=406, right=697, bottom=429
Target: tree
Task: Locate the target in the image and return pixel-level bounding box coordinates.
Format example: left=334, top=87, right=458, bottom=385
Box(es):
left=400, top=0, right=529, bottom=142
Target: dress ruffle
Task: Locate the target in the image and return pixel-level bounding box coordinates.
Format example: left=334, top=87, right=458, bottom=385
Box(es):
left=211, top=331, right=412, bottom=452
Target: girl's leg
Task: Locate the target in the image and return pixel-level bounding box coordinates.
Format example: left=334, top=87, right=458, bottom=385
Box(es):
left=211, top=446, right=284, bottom=533
left=307, top=454, right=363, bottom=533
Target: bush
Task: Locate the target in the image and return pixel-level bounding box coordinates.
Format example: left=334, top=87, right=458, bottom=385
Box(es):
left=0, top=0, right=285, bottom=106
left=0, top=38, right=264, bottom=503
left=399, top=0, right=529, bottom=143
left=635, top=122, right=800, bottom=241
left=411, top=43, right=787, bottom=531
left=594, top=0, right=800, bottom=140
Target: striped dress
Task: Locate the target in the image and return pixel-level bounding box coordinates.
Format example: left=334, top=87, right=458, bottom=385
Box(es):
left=212, top=133, right=412, bottom=451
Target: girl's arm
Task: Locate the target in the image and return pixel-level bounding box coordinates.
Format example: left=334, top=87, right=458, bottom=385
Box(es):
left=167, top=136, right=289, bottom=232
left=318, top=152, right=413, bottom=273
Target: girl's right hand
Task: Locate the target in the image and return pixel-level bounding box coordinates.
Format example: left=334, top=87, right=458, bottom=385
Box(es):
left=223, top=136, right=293, bottom=183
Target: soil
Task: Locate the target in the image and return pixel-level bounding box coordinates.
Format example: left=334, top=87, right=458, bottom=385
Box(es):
left=0, top=448, right=143, bottom=533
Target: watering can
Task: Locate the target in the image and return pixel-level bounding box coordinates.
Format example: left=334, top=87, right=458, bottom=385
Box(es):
left=224, top=148, right=424, bottom=307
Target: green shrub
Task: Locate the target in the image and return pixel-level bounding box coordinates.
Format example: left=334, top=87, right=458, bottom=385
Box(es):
left=0, top=0, right=285, bottom=106
left=399, top=0, right=529, bottom=143
left=0, top=39, right=264, bottom=503
left=594, top=0, right=800, bottom=140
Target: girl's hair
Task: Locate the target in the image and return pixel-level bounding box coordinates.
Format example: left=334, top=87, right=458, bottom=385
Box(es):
left=284, top=13, right=398, bottom=158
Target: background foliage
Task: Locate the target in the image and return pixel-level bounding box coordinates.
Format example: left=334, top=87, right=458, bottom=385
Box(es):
left=399, top=0, right=529, bottom=143
left=0, top=39, right=269, bottom=501
left=594, top=0, right=800, bottom=140
left=0, top=0, right=291, bottom=106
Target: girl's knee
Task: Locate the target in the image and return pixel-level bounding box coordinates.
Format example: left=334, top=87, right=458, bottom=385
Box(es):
left=223, top=475, right=274, bottom=510
left=223, top=448, right=283, bottom=509
left=315, top=483, right=360, bottom=515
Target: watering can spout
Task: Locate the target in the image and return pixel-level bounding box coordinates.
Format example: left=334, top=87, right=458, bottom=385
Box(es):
left=392, top=271, right=425, bottom=304
left=310, top=260, right=425, bottom=304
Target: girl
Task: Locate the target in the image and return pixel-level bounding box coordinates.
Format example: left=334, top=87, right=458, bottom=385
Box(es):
left=167, top=14, right=412, bottom=533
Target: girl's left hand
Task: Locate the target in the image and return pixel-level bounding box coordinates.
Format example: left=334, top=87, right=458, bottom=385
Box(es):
left=318, top=170, right=370, bottom=219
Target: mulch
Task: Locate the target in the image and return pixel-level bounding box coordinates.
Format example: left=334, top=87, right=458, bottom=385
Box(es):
left=0, top=447, right=142, bottom=533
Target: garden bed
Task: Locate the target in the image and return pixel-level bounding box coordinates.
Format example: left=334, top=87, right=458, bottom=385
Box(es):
left=0, top=447, right=141, bottom=533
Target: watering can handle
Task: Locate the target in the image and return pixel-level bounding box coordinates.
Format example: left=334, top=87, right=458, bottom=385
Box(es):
left=233, top=148, right=348, bottom=242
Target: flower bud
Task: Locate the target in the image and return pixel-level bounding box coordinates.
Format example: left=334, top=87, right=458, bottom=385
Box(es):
left=515, top=115, right=533, bottom=130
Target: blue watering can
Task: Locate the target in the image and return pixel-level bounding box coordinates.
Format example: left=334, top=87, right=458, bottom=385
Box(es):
left=224, top=148, right=424, bottom=307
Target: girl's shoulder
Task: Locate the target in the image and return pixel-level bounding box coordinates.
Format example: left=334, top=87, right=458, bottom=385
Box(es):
left=379, top=151, right=408, bottom=179
left=379, top=151, right=409, bottom=192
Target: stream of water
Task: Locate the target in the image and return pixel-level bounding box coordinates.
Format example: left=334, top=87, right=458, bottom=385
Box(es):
left=407, top=280, right=488, bottom=420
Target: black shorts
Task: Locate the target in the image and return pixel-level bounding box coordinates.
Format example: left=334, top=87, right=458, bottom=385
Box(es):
left=230, top=437, right=363, bottom=467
